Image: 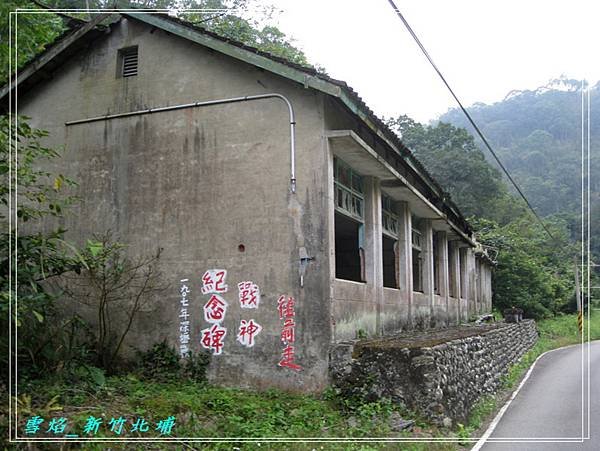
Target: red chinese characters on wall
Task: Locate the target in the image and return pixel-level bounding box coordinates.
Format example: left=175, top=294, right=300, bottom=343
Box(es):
left=277, top=295, right=302, bottom=371
left=199, top=270, right=265, bottom=355
left=280, top=317, right=295, bottom=343
left=238, top=281, right=260, bottom=309
left=236, top=281, right=262, bottom=347
left=237, top=319, right=262, bottom=348
left=203, top=294, right=228, bottom=324
left=201, top=269, right=228, bottom=295
left=200, top=323, right=227, bottom=355
left=200, top=269, right=229, bottom=355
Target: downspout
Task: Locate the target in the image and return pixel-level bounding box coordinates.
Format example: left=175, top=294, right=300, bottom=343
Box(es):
left=65, top=93, right=297, bottom=193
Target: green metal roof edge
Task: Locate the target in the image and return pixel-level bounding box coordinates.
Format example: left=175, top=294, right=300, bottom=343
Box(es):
left=0, top=11, right=472, bottom=238
left=124, top=12, right=342, bottom=98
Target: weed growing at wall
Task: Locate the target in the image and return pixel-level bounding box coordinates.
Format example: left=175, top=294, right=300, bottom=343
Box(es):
left=137, top=341, right=210, bottom=383
left=0, top=115, right=86, bottom=383
left=56, top=233, right=167, bottom=373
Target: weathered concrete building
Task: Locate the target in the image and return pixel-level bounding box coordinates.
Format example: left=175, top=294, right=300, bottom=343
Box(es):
left=3, top=12, right=493, bottom=392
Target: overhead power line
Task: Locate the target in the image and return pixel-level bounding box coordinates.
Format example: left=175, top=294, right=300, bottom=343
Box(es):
left=386, top=0, right=559, bottom=243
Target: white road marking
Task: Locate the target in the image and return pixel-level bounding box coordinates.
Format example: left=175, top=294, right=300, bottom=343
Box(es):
left=471, top=343, right=581, bottom=451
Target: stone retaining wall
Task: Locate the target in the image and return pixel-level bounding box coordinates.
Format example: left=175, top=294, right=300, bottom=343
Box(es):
left=330, top=320, right=538, bottom=426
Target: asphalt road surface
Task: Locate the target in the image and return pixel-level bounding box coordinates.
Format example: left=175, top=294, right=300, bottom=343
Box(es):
left=476, top=340, right=598, bottom=451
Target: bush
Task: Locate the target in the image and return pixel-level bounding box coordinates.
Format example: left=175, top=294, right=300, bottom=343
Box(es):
left=57, top=233, right=166, bottom=373
left=137, top=341, right=210, bottom=383
left=473, top=216, right=576, bottom=319
left=0, top=115, right=83, bottom=383
left=182, top=350, right=210, bottom=382
left=138, top=341, right=181, bottom=383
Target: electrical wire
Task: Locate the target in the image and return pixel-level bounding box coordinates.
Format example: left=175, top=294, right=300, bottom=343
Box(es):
left=386, top=0, right=560, bottom=244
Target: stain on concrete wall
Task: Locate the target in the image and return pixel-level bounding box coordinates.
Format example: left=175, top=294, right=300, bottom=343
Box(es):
left=18, top=17, right=331, bottom=392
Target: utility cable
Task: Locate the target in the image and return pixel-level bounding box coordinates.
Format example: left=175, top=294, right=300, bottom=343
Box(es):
left=386, top=0, right=560, bottom=244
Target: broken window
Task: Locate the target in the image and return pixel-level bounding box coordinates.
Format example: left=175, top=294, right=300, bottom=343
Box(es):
left=382, top=194, right=398, bottom=288
left=449, top=242, right=457, bottom=297
left=411, top=217, right=423, bottom=292
left=334, top=157, right=365, bottom=282
left=459, top=248, right=466, bottom=299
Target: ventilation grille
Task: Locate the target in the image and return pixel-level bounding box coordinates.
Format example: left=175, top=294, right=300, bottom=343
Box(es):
left=122, top=48, right=138, bottom=77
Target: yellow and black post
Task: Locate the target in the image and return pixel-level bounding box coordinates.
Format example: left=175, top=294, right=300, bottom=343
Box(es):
left=574, top=257, right=582, bottom=335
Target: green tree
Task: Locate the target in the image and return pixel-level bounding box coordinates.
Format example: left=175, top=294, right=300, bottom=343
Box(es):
left=387, top=113, right=580, bottom=318
left=386, top=115, right=506, bottom=219
left=473, top=216, right=576, bottom=319
left=57, top=233, right=165, bottom=372
left=25, top=0, right=313, bottom=66
left=0, top=1, right=65, bottom=81
left=0, top=115, right=82, bottom=381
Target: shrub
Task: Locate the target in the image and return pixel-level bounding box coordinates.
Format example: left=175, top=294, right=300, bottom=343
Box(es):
left=137, top=341, right=210, bottom=383
left=138, top=341, right=181, bottom=383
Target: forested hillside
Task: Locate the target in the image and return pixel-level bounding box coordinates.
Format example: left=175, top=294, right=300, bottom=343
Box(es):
left=439, top=77, right=599, bottom=260
left=386, top=77, right=598, bottom=317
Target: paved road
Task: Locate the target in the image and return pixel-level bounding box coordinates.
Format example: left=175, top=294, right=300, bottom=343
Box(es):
left=477, top=340, right=599, bottom=450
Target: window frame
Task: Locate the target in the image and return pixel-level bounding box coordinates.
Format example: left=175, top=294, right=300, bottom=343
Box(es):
left=334, top=157, right=364, bottom=223
left=381, top=193, right=399, bottom=239
left=411, top=217, right=424, bottom=293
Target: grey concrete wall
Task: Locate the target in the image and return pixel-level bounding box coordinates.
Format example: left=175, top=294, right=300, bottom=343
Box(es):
left=17, top=16, right=496, bottom=392
left=483, top=263, right=493, bottom=312
left=412, top=292, right=430, bottom=328
left=18, top=18, right=332, bottom=391
left=381, top=287, right=410, bottom=335
left=331, top=280, right=376, bottom=341
left=448, top=296, right=459, bottom=325
left=436, top=231, right=450, bottom=326
left=323, top=86, right=491, bottom=335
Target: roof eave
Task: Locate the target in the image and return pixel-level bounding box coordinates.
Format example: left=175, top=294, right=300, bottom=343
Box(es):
left=124, top=12, right=472, bottom=237
left=3, top=11, right=473, bottom=239
left=0, top=13, right=114, bottom=102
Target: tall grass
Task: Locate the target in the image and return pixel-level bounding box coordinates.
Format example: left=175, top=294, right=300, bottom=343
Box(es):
left=504, top=310, right=600, bottom=388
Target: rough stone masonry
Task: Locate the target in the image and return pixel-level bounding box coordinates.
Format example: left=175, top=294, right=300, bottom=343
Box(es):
left=330, top=320, right=538, bottom=427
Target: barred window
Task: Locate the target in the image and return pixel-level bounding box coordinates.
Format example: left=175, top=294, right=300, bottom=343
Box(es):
left=412, top=217, right=423, bottom=292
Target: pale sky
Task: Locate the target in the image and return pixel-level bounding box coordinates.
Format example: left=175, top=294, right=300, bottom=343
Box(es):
left=259, top=0, right=599, bottom=123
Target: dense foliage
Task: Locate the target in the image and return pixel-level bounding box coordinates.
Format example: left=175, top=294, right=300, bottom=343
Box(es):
left=472, top=217, right=576, bottom=318
left=0, top=115, right=83, bottom=382
left=386, top=116, right=506, bottom=218
left=0, top=1, right=65, bottom=81
left=440, top=77, right=600, bottom=263
left=387, top=106, right=581, bottom=318
left=10, top=0, right=313, bottom=69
